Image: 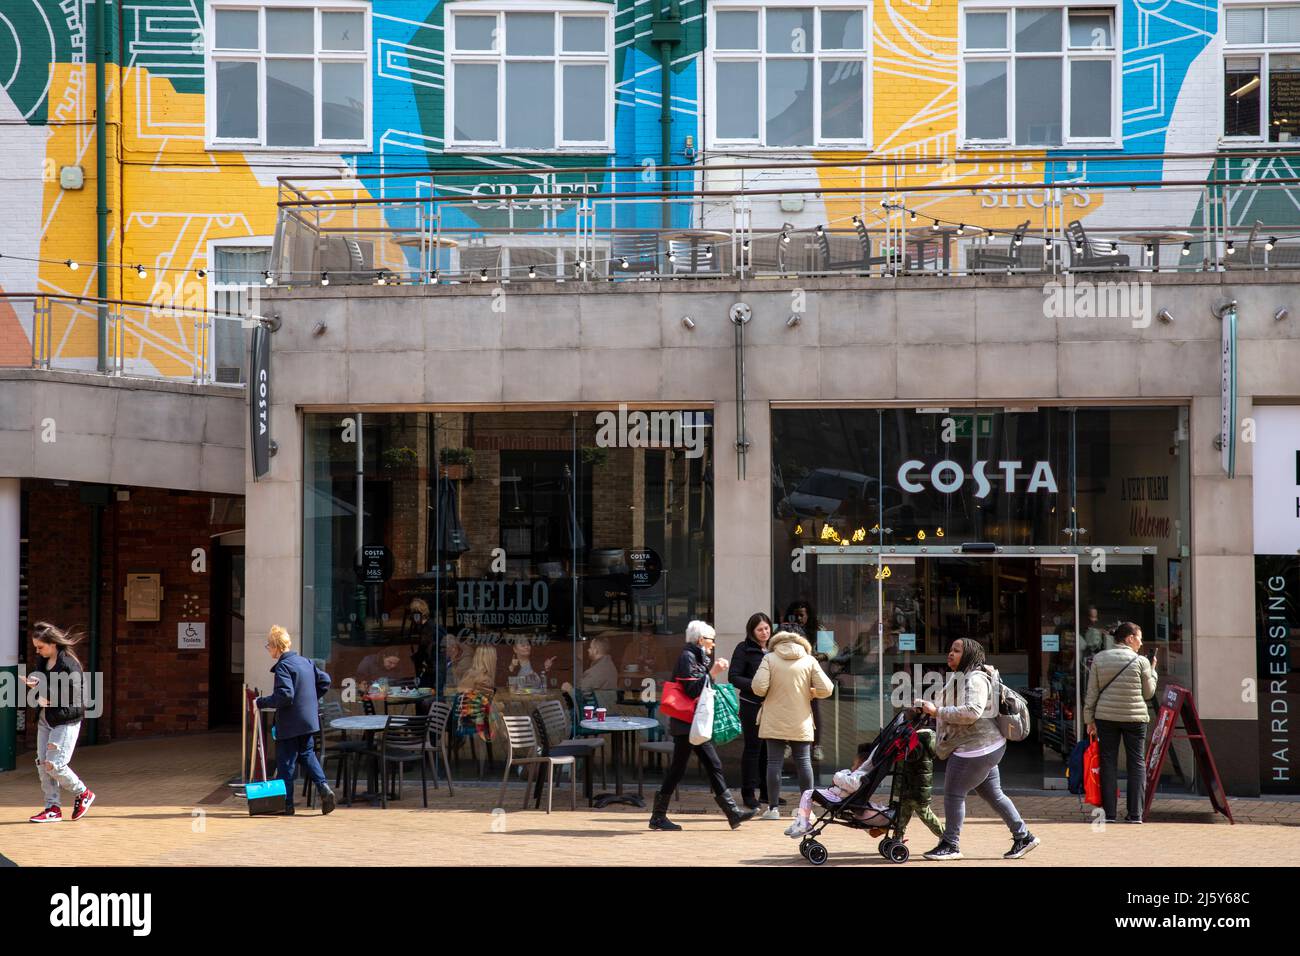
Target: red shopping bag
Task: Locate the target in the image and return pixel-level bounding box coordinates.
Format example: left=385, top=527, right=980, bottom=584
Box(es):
left=1083, top=738, right=1103, bottom=807
left=659, top=679, right=697, bottom=723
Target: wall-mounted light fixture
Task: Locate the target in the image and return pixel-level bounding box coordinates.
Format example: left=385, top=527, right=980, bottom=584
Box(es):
left=1157, top=308, right=1173, bottom=324
left=787, top=314, right=801, bottom=328
left=1276, top=307, right=1290, bottom=322
left=681, top=316, right=695, bottom=330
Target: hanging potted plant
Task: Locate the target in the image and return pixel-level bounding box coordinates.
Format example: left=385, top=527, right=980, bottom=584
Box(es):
left=580, top=445, right=609, bottom=468
left=381, top=446, right=419, bottom=476
left=440, top=446, right=475, bottom=480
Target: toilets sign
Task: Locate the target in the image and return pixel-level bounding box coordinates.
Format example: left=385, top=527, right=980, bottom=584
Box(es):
left=897, top=459, right=1059, bottom=498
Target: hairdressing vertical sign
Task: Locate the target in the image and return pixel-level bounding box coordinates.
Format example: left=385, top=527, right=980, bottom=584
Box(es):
left=1252, top=406, right=1300, bottom=793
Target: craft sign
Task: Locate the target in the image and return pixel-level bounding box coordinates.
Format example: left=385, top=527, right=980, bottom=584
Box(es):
left=355, top=545, right=393, bottom=584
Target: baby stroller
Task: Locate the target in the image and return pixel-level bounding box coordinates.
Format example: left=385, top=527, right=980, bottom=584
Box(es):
left=798, top=710, right=925, bottom=866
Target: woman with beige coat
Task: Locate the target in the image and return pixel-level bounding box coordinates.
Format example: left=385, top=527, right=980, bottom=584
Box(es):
left=752, top=630, right=834, bottom=820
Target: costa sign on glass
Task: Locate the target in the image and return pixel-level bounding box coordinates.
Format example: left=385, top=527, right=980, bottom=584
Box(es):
left=896, top=459, right=1059, bottom=498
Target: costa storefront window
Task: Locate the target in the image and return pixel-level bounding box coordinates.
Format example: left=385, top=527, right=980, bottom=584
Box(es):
left=771, top=405, right=1190, bottom=789
left=302, top=408, right=712, bottom=773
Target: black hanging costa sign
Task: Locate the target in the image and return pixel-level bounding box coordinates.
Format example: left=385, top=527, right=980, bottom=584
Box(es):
left=250, top=321, right=275, bottom=480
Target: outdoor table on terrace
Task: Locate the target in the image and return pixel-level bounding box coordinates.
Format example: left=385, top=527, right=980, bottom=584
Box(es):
left=579, top=714, right=660, bottom=808
left=662, top=229, right=731, bottom=274
left=907, top=223, right=985, bottom=274
left=329, top=714, right=390, bottom=805
left=1117, top=230, right=1194, bottom=273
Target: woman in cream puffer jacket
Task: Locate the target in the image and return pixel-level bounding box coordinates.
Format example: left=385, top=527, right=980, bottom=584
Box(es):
left=752, top=630, right=834, bottom=817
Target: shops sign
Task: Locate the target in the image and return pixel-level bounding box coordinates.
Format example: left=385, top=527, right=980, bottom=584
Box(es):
left=897, top=459, right=1058, bottom=497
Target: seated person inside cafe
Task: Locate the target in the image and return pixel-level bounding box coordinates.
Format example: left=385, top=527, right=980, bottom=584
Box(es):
left=356, top=647, right=414, bottom=691
left=579, top=636, right=618, bottom=700
left=507, top=635, right=556, bottom=690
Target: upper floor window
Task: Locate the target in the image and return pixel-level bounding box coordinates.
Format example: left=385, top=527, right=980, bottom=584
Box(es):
left=206, top=2, right=371, bottom=150
left=708, top=3, right=870, bottom=148
left=1224, top=4, right=1300, bottom=142
left=960, top=4, right=1118, bottom=147
left=446, top=4, right=614, bottom=151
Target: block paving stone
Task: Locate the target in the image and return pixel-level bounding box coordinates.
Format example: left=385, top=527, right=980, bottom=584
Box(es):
left=1, top=734, right=1295, bottom=867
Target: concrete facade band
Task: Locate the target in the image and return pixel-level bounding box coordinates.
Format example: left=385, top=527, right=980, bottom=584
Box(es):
left=234, top=275, right=1298, bottom=795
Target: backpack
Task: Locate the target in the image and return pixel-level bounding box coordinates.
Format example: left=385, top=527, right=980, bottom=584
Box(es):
left=1067, top=739, right=1090, bottom=795
left=993, top=678, right=1031, bottom=742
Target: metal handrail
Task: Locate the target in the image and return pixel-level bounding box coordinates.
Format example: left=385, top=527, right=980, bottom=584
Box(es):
left=1, top=293, right=251, bottom=386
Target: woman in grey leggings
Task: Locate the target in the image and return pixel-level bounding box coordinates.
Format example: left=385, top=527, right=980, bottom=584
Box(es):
left=915, top=638, right=1039, bottom=861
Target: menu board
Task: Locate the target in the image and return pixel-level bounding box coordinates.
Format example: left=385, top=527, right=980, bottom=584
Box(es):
left=1270, top=67, right=1300, bottom=141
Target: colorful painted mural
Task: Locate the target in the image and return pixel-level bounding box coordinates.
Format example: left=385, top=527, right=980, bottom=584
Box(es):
left=0, top=0, right=1294, bottom=376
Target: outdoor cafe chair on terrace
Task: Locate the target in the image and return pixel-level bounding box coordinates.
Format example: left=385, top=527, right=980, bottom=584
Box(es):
left=814, top=219, right=894, bottom=276
left=1065, top=219, right=1130, bottom=271
left=497, top=715, right=577, bottom=813
left=370, top=713, right=434, bottom=809
left=968, top=220, right=1035, bottom=273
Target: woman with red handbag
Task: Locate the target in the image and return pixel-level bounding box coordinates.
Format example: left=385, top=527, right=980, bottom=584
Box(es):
left=649, top=621, right=757, bottom=831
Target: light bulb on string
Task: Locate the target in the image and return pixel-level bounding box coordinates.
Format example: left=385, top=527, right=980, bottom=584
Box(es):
left=321, top=272, right=330, bottom=286
left=1266, top=237, right=1277, bottom=251
left=135, top=264, right=147, bottom=279
left=1226, top=241, right=1236, bottom=256
left=479, top=268, right=488, bottom=281
left=65, top=259, right=78, bottom=271
left=196, top=268, right=207, bottom=279
left=263, top=271, right=274, bottom=285
left=1180, top=241, right=1191, bottom=257
left=527, top=265, right=537, bottom=278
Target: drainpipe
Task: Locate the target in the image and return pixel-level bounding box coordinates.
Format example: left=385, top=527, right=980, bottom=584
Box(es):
left=652, top=1, right=683, bottom=229
left=95, top=0, right=109, bottom=371
left=81, top=486, right=111, bottom=744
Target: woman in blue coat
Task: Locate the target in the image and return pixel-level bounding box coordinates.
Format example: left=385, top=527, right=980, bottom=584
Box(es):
left=257, top=626, right=337, bottom=815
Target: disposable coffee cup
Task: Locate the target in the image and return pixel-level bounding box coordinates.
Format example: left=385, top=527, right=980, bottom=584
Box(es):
left=583, top=705, right=594, bottom=720
left=596, top=707, right=607, bottom=722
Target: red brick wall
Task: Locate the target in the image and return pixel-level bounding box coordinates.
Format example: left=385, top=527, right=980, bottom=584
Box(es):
left=23, top=482, right=237, bottom=743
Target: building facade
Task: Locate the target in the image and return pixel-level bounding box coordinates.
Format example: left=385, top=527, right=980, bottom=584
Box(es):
left=1, top=1, right=1298, bottom=797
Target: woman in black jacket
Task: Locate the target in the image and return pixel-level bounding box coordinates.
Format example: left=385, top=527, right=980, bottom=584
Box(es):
left=25, top=623, right=95, bottom=823
left=649, top=621, right=757, bottom=832
left=730, top=612, right=772, bottom=809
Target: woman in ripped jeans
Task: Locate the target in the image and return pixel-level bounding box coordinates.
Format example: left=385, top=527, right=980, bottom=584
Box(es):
left=25, top=622, right=95, bottom=823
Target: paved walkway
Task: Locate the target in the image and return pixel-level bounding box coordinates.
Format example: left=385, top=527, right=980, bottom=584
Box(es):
left=1, top=734, right=1295, bottom=867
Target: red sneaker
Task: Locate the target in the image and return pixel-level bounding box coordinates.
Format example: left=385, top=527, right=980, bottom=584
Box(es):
left=71, top=789, right=95, bottom=821
left=29, top=806, right=62, bottom=823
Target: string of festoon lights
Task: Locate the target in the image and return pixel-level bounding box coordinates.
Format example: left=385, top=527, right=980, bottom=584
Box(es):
left=5, top=211, right=1291, bottom=287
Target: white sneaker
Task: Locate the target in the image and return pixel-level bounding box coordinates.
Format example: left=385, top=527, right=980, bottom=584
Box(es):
left=760, top=808, right=781, bottom=821
left=785, top=818, right=810, bottom=838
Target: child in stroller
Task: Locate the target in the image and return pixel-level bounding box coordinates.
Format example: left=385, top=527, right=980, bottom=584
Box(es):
left=788, top=710, right=930, bottom=865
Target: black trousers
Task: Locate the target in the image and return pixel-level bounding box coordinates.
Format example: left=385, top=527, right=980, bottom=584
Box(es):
left=657, top=733, right=728, bottom=799
left=1096, top=719, right=1147, bottom=821
left=739, top=701, right=768, bottom=799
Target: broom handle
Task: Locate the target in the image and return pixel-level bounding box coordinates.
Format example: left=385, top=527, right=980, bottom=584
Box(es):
left=241, top=683, right=249, bottom=785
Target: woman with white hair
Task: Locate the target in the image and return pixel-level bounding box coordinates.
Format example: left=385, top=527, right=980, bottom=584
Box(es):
left=648, top=621, right=757, bottom=831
